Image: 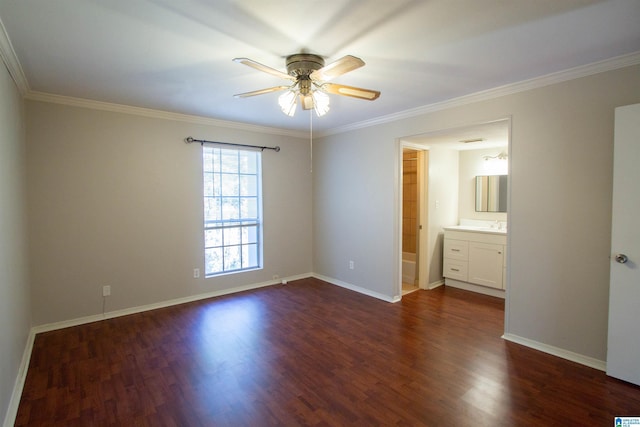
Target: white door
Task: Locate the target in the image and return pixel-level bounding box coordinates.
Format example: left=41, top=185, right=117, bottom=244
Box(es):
left=606, top=103, right=640, bottom=386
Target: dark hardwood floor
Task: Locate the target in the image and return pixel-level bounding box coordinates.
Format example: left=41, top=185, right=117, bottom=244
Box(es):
left=15, top=278, right=640, bottom=426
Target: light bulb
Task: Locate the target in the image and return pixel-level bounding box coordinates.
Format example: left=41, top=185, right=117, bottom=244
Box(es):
left=278, top=90, right=297, bottom=116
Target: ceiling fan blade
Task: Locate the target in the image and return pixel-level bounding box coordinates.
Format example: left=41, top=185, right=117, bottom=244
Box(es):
left=310, top=55, right=365, bottom=82
left=233, top=86, right=290, bottom=98
left=321, top=83, right=380, bottom=101
left=233, top=58, right=295, bottom=81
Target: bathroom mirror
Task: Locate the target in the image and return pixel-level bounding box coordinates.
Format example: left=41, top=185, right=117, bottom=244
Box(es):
left=475, top=175, right=507, bottom=212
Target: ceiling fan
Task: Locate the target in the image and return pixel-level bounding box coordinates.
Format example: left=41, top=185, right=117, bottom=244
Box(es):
left=233, top=53, right=380, bottom=117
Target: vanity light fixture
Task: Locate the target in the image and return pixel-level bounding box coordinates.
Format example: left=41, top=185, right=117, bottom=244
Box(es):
left=482, top=151, right=508, bottom=175
left=482, top=152, right=508, bottom=161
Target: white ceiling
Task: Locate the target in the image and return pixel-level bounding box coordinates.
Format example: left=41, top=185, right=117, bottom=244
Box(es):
left=1, top=0, right=639, bottom=133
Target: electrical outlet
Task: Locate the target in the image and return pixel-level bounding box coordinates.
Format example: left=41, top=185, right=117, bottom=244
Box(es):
left=193, top=268, right=200, bottom=279
left=102, top=285, right=111, bottom=297
left=281, top=279, right=288, bottom=285
left=349, top=260, right=355, bottom=270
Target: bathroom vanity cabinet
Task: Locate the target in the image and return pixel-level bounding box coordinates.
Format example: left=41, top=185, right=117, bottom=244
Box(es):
left=443, top=226, right=507, bottom=297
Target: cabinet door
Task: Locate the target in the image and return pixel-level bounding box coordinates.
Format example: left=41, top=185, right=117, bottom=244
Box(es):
left=468, top=242, right=504, bottom=289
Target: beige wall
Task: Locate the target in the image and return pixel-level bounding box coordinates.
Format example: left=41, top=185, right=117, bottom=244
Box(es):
left=0, top=62, right=30, bottom=423
left=26, top=101, right=313, bottom=325
left=313, top=125, right=397, bottom=297
left=313, top=65, right=640, bottom=362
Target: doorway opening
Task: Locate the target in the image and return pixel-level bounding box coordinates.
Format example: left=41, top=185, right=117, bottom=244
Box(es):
left=398, top=118, right=510, bottom=298
left=401, top=148, right=422, bottom=295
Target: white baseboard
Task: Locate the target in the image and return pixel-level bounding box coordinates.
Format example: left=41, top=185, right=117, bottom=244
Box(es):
left=312, top=273, right=400, bottom=303
left=502, top=333, right=606, bottom=372
left=3, top=329, right=35, bottom=427
left=426, top=279, right=444, bottom=290
left=32, top=273, right=310, bottom=334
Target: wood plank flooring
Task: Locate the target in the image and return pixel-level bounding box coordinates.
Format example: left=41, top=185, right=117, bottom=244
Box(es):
left=15, top=278, right=640, bottom=426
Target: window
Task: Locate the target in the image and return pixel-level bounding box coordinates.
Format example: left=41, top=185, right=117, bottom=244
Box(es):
left=203, top=146, right=262, bottom=276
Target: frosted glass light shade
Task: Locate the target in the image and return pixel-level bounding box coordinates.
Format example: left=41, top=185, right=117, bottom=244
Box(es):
left=278, top=90, right=297, bottom=116
left=312, top=90, right=330, bottom=117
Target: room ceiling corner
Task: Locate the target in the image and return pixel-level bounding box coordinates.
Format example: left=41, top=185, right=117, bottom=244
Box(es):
left=0, top=15, right=29, bottom=96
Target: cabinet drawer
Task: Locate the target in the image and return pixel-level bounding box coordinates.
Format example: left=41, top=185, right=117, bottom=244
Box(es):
left=443, top=259, right=468, bottom=281
left=443, top=239, right=468, bottom=260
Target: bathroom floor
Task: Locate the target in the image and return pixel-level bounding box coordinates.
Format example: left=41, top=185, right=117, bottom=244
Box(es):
left=402, top=282, right=419, bottom=295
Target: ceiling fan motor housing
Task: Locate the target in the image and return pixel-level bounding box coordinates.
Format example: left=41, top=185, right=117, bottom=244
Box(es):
left=285, top=54, right=325, bottom=77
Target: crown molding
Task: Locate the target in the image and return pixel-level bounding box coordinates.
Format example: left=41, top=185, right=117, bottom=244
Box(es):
left=25, top=91, right=309, bottom=139
left=321, top=51, right=640, bottom=137
left=0, top=15, right=29, bottom=95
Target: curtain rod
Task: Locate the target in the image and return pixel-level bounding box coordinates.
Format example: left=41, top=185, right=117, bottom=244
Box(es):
left=185, top=136, right=280, bottom=152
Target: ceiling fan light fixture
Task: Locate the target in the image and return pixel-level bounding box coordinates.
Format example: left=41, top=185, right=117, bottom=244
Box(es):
left=312, top=90, right=330, bottom=117
left=234, top=52, right=380, bottom=118
left=278, top=90, right=297, bottom=117
left=278, top=83, right=330, bottom=117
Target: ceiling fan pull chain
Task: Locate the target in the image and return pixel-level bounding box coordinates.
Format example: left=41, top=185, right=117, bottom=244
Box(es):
left=309, top=109, right=313, bottom=173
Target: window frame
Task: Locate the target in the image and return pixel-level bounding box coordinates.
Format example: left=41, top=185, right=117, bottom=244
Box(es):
left=202, top=145, right=263, bottom=277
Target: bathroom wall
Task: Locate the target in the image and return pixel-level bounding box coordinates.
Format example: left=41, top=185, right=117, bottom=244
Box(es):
left=426, top=146, right=459, bottom=285
left=458, top=148, right=509, bottom=221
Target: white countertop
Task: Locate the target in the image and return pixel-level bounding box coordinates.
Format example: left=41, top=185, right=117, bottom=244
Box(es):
left=443, top=225, right=507, bottom=235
